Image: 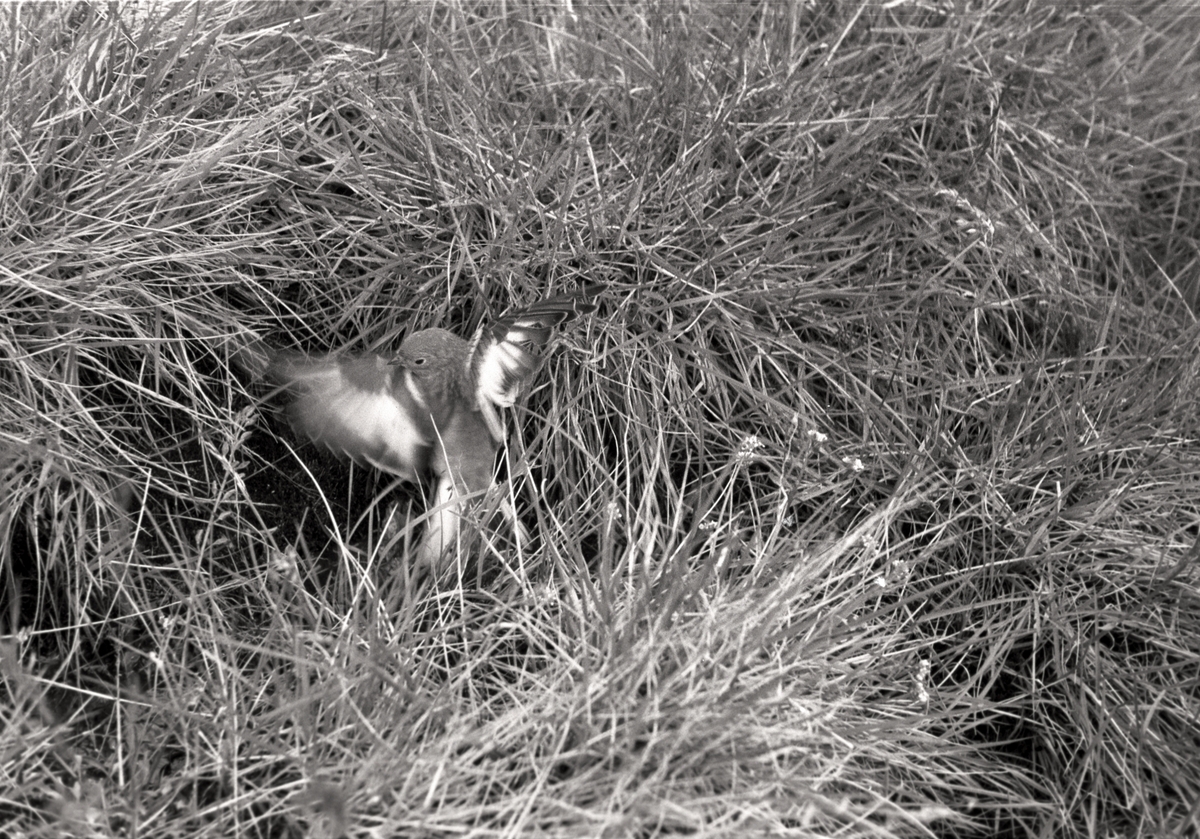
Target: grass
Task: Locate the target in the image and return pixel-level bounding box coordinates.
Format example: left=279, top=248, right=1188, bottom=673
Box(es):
left=2, top=1, right=1199, bottom=836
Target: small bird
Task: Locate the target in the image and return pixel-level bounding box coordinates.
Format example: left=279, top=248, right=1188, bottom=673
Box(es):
left=269, top=285, right=602, bottom=570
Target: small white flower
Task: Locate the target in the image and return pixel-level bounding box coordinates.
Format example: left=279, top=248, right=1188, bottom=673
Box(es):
left=807, top=429, right=828, bottom=443
left=736, top=435, right=764, bottom=461
left=914, top=659, right=931, bottom=704
left=271, top=547, right=298, bottom=575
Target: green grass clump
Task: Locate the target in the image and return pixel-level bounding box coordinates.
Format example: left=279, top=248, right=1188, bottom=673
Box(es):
left=3, top=2, right=1199, bottom=837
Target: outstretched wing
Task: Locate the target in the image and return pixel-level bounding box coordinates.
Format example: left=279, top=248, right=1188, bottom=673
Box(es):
left=268, top=353, right=432, bottom=482
left=468, top=285, right=602, bottom=440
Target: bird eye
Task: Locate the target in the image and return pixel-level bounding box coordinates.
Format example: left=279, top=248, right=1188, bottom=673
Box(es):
left=412, top=357, right=426, bottom=366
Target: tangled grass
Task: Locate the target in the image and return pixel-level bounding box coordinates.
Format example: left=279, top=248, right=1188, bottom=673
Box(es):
left=2, top=2, right=1199, bottom=837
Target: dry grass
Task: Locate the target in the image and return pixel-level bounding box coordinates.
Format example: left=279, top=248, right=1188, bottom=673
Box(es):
left=3, top=2, right=1199, bottom=837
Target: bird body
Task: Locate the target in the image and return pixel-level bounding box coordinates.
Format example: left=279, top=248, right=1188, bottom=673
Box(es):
left=270, top=286, right=600, bottom=569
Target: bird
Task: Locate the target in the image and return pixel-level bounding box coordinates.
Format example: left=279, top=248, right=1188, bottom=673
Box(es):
left=268, top=285, right=602, bottom=570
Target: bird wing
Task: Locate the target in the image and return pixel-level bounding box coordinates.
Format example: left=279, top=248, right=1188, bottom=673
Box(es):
left=268, top=354, right=432, bottom=482
left=469, top=286, right=602, bottom=440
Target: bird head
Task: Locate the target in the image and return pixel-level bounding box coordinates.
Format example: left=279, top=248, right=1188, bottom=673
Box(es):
left=396, top=328, right=466, bottom=370
left=394, top=327, right=472, bottom=419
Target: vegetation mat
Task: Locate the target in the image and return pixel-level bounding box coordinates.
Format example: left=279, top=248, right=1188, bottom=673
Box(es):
left=2, top=2, right=1199, bottom=837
